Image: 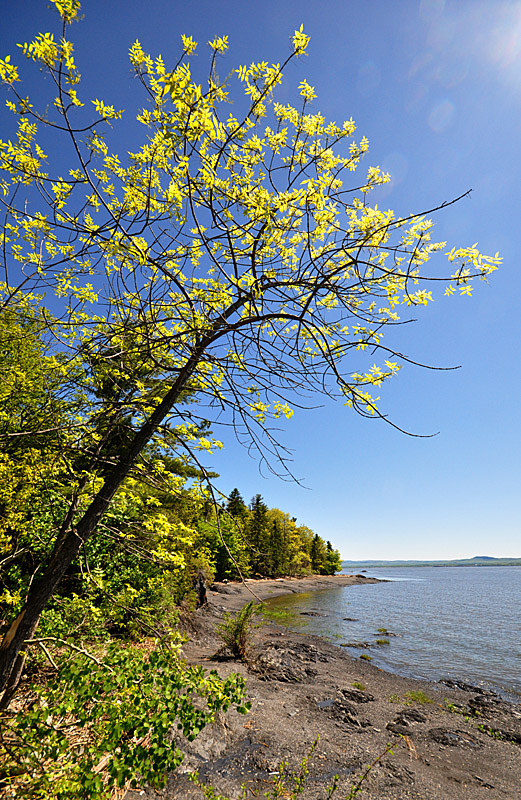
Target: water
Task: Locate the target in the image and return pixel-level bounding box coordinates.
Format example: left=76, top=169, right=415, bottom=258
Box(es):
left=265, top=566, right=521, bottom=701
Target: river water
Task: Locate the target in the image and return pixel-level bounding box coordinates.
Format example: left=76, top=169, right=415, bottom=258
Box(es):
left=265, top=566, right=521, bottom=701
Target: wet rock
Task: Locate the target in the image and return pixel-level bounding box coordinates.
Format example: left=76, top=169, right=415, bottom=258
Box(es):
left=440, top=679, right=497, bottom=695
left=300, top=610, right=327, bottom=617
left=468, top=694, right=504, bottom=715
left=343, top=617, right=359, bottom=621
left=317, top=698, right=335, bottom=708
left=340, top=641, right=372, bottom=648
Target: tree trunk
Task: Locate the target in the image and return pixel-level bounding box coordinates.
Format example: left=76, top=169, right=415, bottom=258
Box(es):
left=0, top=359, right=195, bottom=693
left=0, top=298, right=248, bottom=697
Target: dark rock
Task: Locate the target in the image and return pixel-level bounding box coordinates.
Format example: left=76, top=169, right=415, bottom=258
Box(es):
left=474, top=775, right=495, bottom=789
left=332, top=697, right=371, bottom=727
left=429, top=728, right=481, bottom=748
left=300, top=610, right=327, bottom=617
left=386, top=722, right=412, bottom=735
left=386, top=709, right=427, bottom=735
left=343, top=617, right=359, bottom=621
left=254, top=641, right=333, bottom=682
left=339, top=687, right=375, bottom=704
left=317, top=698, right=335, bottom=708
left=340, top=641, right=372, bottom=648
left=440, top=679, right=497, bottom=695
left=399, top=708, right=427, bottom=723
left=468, top=694, right=503, bottom=715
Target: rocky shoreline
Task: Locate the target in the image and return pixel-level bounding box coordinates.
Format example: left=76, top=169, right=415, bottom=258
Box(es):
left=127, top=575, right=521, bottom=799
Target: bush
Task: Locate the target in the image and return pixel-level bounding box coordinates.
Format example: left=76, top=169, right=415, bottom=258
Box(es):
left=0, top=643, right=250, bottom=799
left=217, top=601, right=262, bottom=661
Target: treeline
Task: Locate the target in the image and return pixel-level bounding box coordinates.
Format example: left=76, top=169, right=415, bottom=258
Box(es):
left=210, top=489, right=342, bottom=581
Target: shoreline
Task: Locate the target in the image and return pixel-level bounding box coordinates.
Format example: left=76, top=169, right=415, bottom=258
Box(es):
left=209, top=572, right=384, bottom=607
left=127, top=574, right=521, bottom=800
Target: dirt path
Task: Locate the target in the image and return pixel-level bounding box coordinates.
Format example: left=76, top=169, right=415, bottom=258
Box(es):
left=127, top=575, right=521, bottom=799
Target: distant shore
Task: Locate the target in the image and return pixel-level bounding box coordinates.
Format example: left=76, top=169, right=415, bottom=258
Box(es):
left=127, top=573, right=521, bottom=800
left=341, top=558, right=521, bottom=567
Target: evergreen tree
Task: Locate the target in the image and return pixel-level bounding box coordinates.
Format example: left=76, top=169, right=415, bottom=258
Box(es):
left=325, top=541, right=343, bottom=575
left=248, top=495, right=270, bottom=575
left=227, top=488, right=247, bottom=517
left=269, top=519, right=288, bottom=577
left=310, top=533, right=327, bottom=574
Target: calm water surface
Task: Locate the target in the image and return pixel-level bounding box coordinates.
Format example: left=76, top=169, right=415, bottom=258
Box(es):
left=266, top=566, right=521, bottom=701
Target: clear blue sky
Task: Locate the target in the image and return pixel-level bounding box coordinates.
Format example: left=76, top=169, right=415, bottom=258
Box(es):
left=2, top=0, right=520, bottom=560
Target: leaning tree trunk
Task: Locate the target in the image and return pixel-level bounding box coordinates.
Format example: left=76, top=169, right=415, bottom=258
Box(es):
left=0, top=355, right=198, bottom=696
left=0, top=297, right=247, bottom=698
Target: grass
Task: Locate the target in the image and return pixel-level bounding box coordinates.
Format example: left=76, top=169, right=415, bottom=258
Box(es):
left=352, top=681, right=366, bottom=691
left=390, top=690, right=434, bottom=705
left=360, top=654, right=372, bottom=661
left=375, top=638, right=390, bottom=646
left=404, top=690, right=434, bottom=706
left=261, top=607, right=291, bottom=622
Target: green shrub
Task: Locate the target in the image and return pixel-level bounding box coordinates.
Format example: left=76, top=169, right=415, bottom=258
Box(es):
left=0, top=643, right=250, bottom=799
left=217, top=601, right=262, bottom=661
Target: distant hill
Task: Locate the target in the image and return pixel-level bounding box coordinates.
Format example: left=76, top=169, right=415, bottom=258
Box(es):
left=342, top=556, right=521, bottom=568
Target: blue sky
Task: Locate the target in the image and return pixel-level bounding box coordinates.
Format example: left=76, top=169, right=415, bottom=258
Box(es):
left=2, top=0, right=520, bottom=559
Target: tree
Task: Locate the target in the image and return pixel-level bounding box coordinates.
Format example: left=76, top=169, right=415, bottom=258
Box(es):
left=247, top=494, right=270, bottom=575
left=310, top=533, right=327, bottom=574
left=325, top=541, right=342, bottom=575
left=0, top=0, right=500, bottom=693
left=226, top=488, right=247, bottom=518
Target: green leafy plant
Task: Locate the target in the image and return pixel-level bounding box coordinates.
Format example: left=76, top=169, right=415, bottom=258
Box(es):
left=262, top=737, right=319, bottom=799
left=443, top=698, right=471, bottom=717
left=375, top=638, right=390, bottom=645
left=352, top=681, right=366, bottom=691
left=477, top=723, right=504, bottom=740
left=0, top=644, right=250, bottom=799
left=217, top=601, right=262, bottom=661
left=360, top=653, right=372, bottom=661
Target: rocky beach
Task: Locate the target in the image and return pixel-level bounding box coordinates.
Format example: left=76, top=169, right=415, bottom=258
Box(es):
left=127, top=575, right=521, bottom=799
